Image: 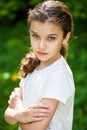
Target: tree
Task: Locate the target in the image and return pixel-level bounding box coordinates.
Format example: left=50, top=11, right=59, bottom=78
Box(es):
left=0, top=0, right=87, bottom=21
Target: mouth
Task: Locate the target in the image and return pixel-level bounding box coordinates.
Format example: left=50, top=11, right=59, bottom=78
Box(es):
left=37, top=51, right=48, bottom=56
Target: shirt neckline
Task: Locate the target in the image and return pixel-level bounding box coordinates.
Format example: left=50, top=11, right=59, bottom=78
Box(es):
left=34, top=55, right=64, bottom=73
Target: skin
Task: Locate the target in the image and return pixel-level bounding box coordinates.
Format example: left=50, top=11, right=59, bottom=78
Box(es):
left=4, top=20, right=71, bottom=130
left=4, top=87, right=51, bottom=124
left=30, top=20, right=70, bottom=69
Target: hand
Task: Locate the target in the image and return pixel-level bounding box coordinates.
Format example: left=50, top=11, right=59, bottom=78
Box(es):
left=15, top=103, right=51, bottom=123
left=8, top=87, right=23, bottom=110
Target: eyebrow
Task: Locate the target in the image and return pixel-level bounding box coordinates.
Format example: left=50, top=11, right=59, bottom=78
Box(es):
left=30, top=31, right=37, bottom=34
left=30, top=31, right=58, bottom=36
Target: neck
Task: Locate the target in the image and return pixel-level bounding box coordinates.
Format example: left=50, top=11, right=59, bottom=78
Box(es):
left=37, top=54, right=61, bottom=70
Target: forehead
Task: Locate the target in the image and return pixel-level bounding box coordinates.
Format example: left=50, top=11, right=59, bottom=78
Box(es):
left=30, top=20, right=63, bottom=35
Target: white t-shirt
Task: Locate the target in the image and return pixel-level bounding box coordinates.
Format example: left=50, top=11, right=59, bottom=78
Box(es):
left=19, top=56, right=75, bottom=130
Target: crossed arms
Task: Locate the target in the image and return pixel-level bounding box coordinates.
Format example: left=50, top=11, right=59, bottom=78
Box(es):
left=4, top=87, right=59, bottom=130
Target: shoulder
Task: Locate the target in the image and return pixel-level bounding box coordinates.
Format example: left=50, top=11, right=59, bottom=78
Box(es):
left=50, top=56, right=73, bottom=77
left=40, top=68, right=74, bottom=104
left=19, top=73, right=30, bottom=87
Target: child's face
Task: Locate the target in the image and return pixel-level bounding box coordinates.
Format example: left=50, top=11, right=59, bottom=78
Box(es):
left=30, top=20, right=69, bottom=65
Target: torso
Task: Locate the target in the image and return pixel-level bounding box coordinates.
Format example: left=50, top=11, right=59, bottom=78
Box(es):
left=20, top=56, right=75, bottom=130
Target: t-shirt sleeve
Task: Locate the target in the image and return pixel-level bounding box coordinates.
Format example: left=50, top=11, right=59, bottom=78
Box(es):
left=19, top=78, right=25, bottom=87
left=19, top=74, right=30, bottom=91
left=41, top=71, right=74, bottom=104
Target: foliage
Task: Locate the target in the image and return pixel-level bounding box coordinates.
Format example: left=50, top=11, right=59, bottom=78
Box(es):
left=0, top=0, right=26, bottom=20
left=63, top=0, right=87, bottom=19
left=0, top=0, right=87, bottom=130
left=0, top=73, right=18, bottom=130
left=0, top=21, right=29, bottom=130
left=0, top=0, right=87, bottom=21
left=68, top=20, right=87, bottom=130
left=0, top=21, right=29, bottom=72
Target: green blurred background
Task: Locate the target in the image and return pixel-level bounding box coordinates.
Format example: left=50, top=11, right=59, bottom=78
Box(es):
left=0, top=0, right=87, bottom=130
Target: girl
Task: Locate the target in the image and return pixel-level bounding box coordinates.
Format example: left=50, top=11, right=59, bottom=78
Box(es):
left=4, top=0, right=75, bottom=130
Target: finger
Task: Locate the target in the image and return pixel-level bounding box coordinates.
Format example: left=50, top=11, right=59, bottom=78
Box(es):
left=14, top=87, right=20, bottom=93
left=10, top=91, right=17, bottom=98
left=8, top=100, right=10, bottom=105
left=10, top=91, right=14, bottom=97
left=32, top=108, right=51, bottom=114
left=9, top=94, right=15, bottom=101
left=31, top=117, right=44, bottom=122
left=30, top=103, right=49, bottom=109
left=9, top=94, right=19, bottom=101
left=33, top=112, right=50, bottom=117
left=14, top=87, right=22, bottom=99
left=9, top=95, right=12, bottom=99
left=12, top=89, right=20, bottom=97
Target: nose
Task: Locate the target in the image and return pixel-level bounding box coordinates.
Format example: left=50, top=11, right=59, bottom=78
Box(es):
left=38, top=40, right=46, bottom=50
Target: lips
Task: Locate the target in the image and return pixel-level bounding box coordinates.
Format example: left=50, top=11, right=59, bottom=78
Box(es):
left=37, top=51, right=48, bottom=56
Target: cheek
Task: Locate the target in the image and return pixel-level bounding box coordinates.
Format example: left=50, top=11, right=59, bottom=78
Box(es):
left=30, top=38, right=38, bottom=46
left=30, top=38, right=35, bottom=46
left=30, top=40, right=34, bottom=49
left=50, top=43, right=62, bottom=55
left=50, top=42, right=61, bottom=50
left=31, top=42, right=38, bottom=51
left=31, top=43, right=35, bottom=49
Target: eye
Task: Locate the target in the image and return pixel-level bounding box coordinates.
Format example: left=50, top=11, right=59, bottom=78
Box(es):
left=32, top=34, right=39, bottom=39
left=48, top=36, right=56, bottom=41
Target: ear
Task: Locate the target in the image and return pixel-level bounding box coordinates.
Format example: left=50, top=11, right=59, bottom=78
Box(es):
left=62, top=32, right=71, bottom=45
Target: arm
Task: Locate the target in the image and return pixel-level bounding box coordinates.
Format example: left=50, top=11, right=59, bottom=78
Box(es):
left=4, top=87, right=23, bottom=124
left=4, top=107, right=19, bottom=124
left=4, top=87, right=51, bottom=125
left=19, top=98, right=59, bottom=130
left=4, top=103, right=50, bottom=125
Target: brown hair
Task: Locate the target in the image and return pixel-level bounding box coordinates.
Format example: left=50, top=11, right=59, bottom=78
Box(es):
left=19, top=0, right=74, bottom=78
